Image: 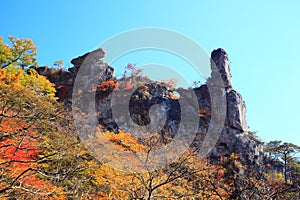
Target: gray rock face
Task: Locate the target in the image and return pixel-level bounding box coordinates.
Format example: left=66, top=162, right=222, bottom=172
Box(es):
left=96, top=81, right=183, bottom=139
left=64, top=48, right=263, bottom=167
left=70, top=48, right=114, bottom=82
left=210, top=48, right=232, bottom=89
left=226, top=90, right=248, bottom=132
left=71, top=48, right=106, bottom=68
left=207, top=48, right=262, bottom=166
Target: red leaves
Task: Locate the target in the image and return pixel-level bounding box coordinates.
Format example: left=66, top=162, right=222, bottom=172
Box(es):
left=166, top=80, right=173, bottom=88
left=97, top=80, right=118, bottom=92
left=127, top=63, right=134, bottom=70
left=0, top=118, right=40, bottom=167
left=0, top=117, right=65, bottom=198
left=55, top=84, right=73, bottom=99
left=125, top=63, right=143, bottom=77
left=125, top=80, right=132, bottom=90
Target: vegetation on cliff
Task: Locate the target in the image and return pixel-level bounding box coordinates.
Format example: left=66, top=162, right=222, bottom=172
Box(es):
left=1, top=36, right=300, bottom=199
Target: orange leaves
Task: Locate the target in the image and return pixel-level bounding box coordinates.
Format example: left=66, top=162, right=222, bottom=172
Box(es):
left=217, top=168, right=225, bottom=179
left=230, top=153, right=240, bottom=160
left=0, top=67, right=22, bottom=88
left=97, top=80, right=118, bottom=91
left=168, top=91, right=178, bottom=99
left=103, top=130, right=147, bottom=153
left=199, top=109, right=211, bottom=117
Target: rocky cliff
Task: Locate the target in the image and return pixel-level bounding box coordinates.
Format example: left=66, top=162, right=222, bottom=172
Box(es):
left=38, top=48, right=264, bottom=166
left=205, top=49, right=263, bottom=165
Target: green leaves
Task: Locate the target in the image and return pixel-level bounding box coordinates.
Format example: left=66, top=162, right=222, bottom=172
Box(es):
left=265, top=140, right=300, bottom=159
left=0, top=36, right=38, bottom=69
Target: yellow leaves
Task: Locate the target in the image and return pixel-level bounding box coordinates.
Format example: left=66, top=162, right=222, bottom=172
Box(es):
left=103, top=130, right=147, bottom=153
left=0, top=66, right=57, bottom=100
left=230, top=153, right=240, bottom=160
left=91, top=130, right=150, bottom=172
left=1, top=36, right=38, bottom=69
left=0, top=67, right=22, bottom=86
left=276, top=172, right=284, bottom=180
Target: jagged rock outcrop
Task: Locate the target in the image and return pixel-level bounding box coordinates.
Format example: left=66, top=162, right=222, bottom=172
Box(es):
left=226, top=90, right=248, bottom=131
left=70, top=48, right=114, bottom=82
left=107, top=81, right=182, bottom=139
left=38, top=47, right=263, bottom=167
left=207, top=48, right=262, bottom=165
left=210, top=48, right=232, bottom=89
left=101, top=47, right=261, bottom=166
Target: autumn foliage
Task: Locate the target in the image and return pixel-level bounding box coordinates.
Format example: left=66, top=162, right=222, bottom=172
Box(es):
left=1, top=36, right=300, bottom=199
left=0, top=66, right=64, bottom=198
left=97, top=80, right=118, bottom=92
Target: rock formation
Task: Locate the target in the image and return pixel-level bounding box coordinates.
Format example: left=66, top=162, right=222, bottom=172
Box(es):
left=37, top=47, right=264, bottom=167
left=206, top=48, right=263, bottom=165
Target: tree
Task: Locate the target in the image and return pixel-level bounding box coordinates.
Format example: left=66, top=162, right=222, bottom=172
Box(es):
left=90, top=132, right=230, bottom=199
left=0, top=66, right=101, bottom=199
left=265, top=141, right=300, bottom=185
left=53, top=60, right=64, bottom=70
left=0, top=66, right=61, bottom=198
left=0, top=36, right=38, bottom=69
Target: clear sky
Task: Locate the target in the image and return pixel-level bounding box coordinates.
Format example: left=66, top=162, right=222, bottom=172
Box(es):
left=2, top=0, right=300, bottom=144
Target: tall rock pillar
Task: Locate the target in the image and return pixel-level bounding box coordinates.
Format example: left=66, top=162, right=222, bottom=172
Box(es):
left=208, top=48, right=263, bottom=166
left=210, top=48, right=232, bottom=90
left=210, top=48, right=247, bottom=132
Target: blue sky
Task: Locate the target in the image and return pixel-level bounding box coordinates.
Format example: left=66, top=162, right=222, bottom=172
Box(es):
left=2, top=0, right=300, bottom=144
